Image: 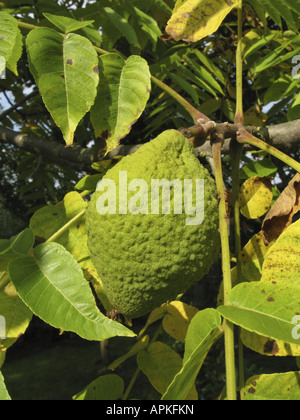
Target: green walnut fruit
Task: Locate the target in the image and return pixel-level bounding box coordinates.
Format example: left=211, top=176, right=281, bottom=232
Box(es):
left=86, top=130, right=220, bottom=319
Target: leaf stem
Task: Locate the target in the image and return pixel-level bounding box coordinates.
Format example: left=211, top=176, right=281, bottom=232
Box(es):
left=237, top=129, right=300, bottom=173
left=212, top=137, right=237, bottom=401
left=122, top=323, right=163, bottom=401
left=233, top=1, right=245, bottom=399
left=17, top=20, right=39, bottom=31
left=46, top=209, right=86, bottom=243
left=235, top=1, right=244, bottom=125
left=150, top=75, right=209, bottom=124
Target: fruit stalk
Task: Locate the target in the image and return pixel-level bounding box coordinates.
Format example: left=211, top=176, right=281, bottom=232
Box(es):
left=212, top=136, right=237, bottom=401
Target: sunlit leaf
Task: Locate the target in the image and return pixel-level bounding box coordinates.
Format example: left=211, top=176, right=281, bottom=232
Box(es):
left=218, top=282, right=300, bottom=346
left=240, top=158, right=277, bottom=180
left=43, top=12, right=95, bottom=33
left=261, top=218, right=300, bottom=285
left=91, top=53, right=151, bottom=154
left=26, top=27, right=99, bottom=146
left=241, top=329, right=300, bottom=357
left=164, top=0, right=241, bottom=42
left=162, top=301, right=198, bottom=342
left=0, top=372, right=11, bottom=401
left=239, top=176, right=273, bottom=219
left=103, top=7, right=139, bottom=46
left=0, top=12, right=22, bottom=75
left=162, top=309, right=222, bottom=400
left=29, top=192, right=89, bottom=266
left=245, top=372, right=300, bottom=400
left=9, top=242, right=135, bottom=341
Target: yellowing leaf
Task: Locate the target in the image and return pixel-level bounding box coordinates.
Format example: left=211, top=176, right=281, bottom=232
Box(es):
left=164, top=0, right=241, bottom=42
left=242, top=219, right=300, bottom=357
left=240, top=231, right=274, bottom=263
left=241, top=329, right=300, bottom=357
left=239, top=176, right=273, bottom=219
left=245, top=372, right=300, bottom=401
left=137, top=341, right=198, bottom=399
left=162, top=301, right=199, bottom=342
left=262, top=173, right=300, bottom=244
left=261, top=218, right=300, bottom=286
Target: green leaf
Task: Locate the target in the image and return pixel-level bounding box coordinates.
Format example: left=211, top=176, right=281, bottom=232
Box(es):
left=0, top=289, right=33, bottom=352
left=0, top=372, right=11, bottom=401
left=150, top=0, right=173, bottom=15
left=0, top=55, right=5, bottom=75
left=6, top=28, right=22, bottom=76
left=0, top=228, right=35, bottom=271
left=240, top=158, right=278, bottom=180
left=75, top=174, right=104, bottom=192
left=137, top=341, right=198, bottom=399
left=29, top=192, right=89, bottom=266
left=260, top=0, right=298, bottom=31
left=132, top=6, right=162, bottom=44
left=169, top=72, right=200, bottom=105
left=43, top=13, right=95, bottom=34
left=288, top=93, right=300, bottom=121
left=254, top=39, right=300, bottom=75
left=26, top=27, right=99, bottom=146
left=164, top=0, right=241, bottom=42
left=0, top=12, right=22, bottom=76
left=183, top=54, right=224, bottom=95
left=103, top=7, right=139, bottom=47
left=245, top=372, right=300, bottom=400
left=243, top=33, right=278, bottom=61
left=73, top=374, right=124, bottom=400
left=259, top=0, right=282, bottom=28
left=0, top=228, right=35, bottom=258
left=263, top=78, right=291, bottom=105
left=193, top=49, right=226, bottom=85
left=284, top=0, right=300, bottom=15
left=90, top=53, right=151, bottom=154
left=0, top=352, right=5, bottom=370
left=218, top=282, right=300, bottom=346
left=80, top=25, right=102, bottom=47
left=162, top=309, right=222, bottom=400
left=8, top=242, right=135, bottom=341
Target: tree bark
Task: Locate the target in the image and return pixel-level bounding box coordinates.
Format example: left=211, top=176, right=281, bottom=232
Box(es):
left=1, top=119, right=300, bottom=173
